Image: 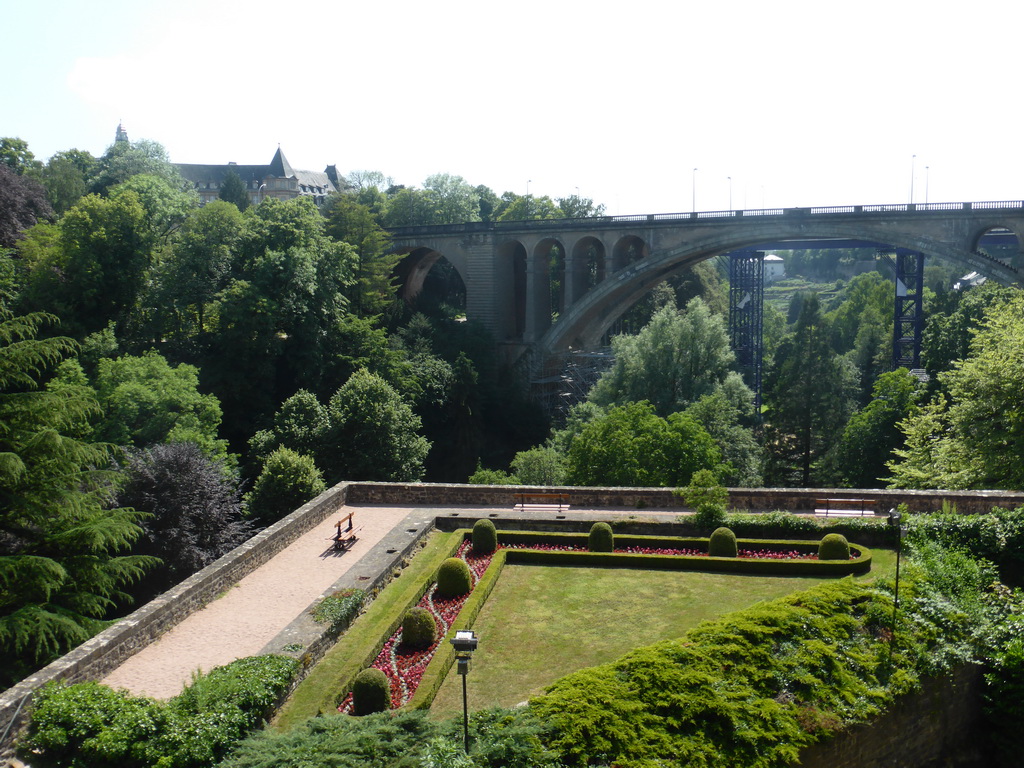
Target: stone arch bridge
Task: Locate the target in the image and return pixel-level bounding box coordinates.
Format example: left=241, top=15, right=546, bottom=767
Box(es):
left=389, top=201, right=1023, bottom=370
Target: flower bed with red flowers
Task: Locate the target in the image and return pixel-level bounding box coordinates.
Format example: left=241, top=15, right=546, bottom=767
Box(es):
left=339, top=534, right=866, bottom=712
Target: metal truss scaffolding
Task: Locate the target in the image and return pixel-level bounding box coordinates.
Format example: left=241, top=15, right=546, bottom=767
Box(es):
left=890, top=249, right=926, bottom=371
left=728, top=251, right=765, bottom=408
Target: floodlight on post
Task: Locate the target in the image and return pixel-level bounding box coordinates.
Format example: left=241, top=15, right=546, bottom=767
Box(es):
left=450, top=629, right=478, bottom=753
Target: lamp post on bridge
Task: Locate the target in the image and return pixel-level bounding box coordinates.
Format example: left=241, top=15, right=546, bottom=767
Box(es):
left=909, top=154, right=916, bottom=204
left=728, top=176, right=732, bottom=211
left=692, top=168, right=698, bottom=213
left=925, top=166, right=930, bottom=204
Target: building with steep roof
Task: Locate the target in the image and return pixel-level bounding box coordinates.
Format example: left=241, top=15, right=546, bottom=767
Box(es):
left=175, top=147, right=345, bottom=206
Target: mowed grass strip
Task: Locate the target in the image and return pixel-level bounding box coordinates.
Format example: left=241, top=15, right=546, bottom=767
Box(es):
left=430, top=551, right=897, bottom=716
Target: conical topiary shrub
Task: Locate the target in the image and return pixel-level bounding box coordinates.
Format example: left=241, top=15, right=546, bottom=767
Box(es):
left=818, top=533, right=851, bottom=561
left=588, top=522, right=614, bottom=552
left=351, top=667, right=390, bottom=715
left=436, top=557, right=473, bottom=598
left=401, top=607, right=437, bottom=650
left=708, top=527, right=738, bottom=558
left=472, top=518, right=498, bottom=554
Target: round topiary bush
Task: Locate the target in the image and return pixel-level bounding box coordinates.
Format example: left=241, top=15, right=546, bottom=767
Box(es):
left=472, top=518, right=498, bottom=554
left=401, top=607, right=437, bottom=649
left=588, top=522, right=614, bottom=552
left=435, top=557, right=473, bottom=598
left=708, top=527, right=738, bottom=557
left=818, top=533, right=851, bottom=561
left=351, top=667, right=390, bottom=715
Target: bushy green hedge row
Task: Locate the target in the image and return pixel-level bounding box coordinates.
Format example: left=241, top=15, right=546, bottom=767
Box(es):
left=19, top=655, right=300, bottom=768
left=907, top=507, right=1024, bottom=585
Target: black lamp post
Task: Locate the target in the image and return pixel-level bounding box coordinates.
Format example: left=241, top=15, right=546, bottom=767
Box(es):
left=450, top=629, right=478, bottom=753
left=887, top=508, right=905, bottom=665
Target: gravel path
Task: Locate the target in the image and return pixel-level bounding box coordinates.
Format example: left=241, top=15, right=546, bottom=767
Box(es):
left=102, top=506, right=412, bottom=700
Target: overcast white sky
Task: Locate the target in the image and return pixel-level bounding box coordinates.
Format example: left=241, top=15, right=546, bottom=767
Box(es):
left=4, top=0, right=1022, bottom=215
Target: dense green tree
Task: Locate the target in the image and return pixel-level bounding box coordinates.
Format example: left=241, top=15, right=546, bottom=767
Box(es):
left=148, top=199, right=245, bottom=343
left=0, top=163, right=53, bottom=249
left=510, top=445, right=566, bottom=485
left=589, top=298, right=752, bottom=418
left=39, top=149, right=96, bottom=214
left=244, top=447, right=326, bottom=526
left=89, top=138, right=188, bottom=195
left=90, top=351, right=228, bottom=459
left=108, top=173, right=197, bottom=244
left=822, top=368, right=921, bottom=488
left=324, top=195, right=399, bottom=318
left=0, top=310, right=151, bottom=687
left=684, top=391, right=763, bottom=486
left=320, top=369, right=430, bottom=483
left=423, top=173, right=481, bottom=224
left=218, top=169, right=250, bottom=211
left=555, top=194, right=606, bottom=219
left=21, top=191, right=151, bottom=335
left=247, top=389, right=330, bottom=472
left=891, top=293, right=1024, bottom=489
left=496, top=192, right=559, bottom=221
left=565, top=401, right=722, bottom=487
left=0, top=137, right=42, bottom=175
left=922, top=282, right=1017, bottom=387
left=382, top=187, right=436, bottom=227
left=117, top=442, right=250, bottom=599
left=825, top=271, right=893, bottom=355
left=763, top=295, right=858, bottom=486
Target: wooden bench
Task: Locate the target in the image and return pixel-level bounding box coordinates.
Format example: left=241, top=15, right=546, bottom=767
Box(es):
left=332, top=512, right=360, bottom=551
left=814, top=498, right=874, bottom=517
left=514, top=492, right=570, bottom=512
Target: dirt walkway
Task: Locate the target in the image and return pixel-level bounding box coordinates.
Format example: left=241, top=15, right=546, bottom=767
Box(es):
left=102, top=506, right=412, bottom=700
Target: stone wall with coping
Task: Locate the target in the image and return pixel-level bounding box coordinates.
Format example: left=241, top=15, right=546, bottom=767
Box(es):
left=345, top=481, right=1024, bottom=515
left=0, top=481, right=351, bottom=754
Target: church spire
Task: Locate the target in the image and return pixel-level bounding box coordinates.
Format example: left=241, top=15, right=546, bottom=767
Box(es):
left=115, top=122, right=129, bottom=143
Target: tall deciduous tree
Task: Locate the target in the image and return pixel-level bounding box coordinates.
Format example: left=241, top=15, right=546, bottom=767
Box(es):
left=0, top=310, right=151, bottom=687
left=39, top=148, right=96, bottom=214
left=565, top=401, right=723, bottom=487
left=0, top=163, right=52, bottom=249
left=763, top=294, right=858, bottom=486
left=320, top=369, right=430, bottom=483
left=324, top=195, right=399, bottom=319
left=589, top=298, right=752, bottom=418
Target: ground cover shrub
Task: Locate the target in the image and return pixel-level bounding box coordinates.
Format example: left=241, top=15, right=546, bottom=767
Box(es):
left=351, top=668, right=391, bottom=715
left=908, top=507, right=1024, bottom=586
left=401, top=607, right=436, bottom=649
left=436, top=557, right=473, bottom=598
left=818, top=533, right=850, bottom=560
left=708, top=526, right=737, bottom=557
left=220, top=707, right=562, bottom=768
left=985, top=633, right=1024, bottom=767
left=588, top=521, right=614, bottom=552
left=311, top=588, right=366, bottom=634
left=19, top=655, right=299, bottom=768
left=472, top=518, right=497, bottom=554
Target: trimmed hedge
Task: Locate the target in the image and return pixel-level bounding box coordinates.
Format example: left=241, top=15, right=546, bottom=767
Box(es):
left=351, top=668, right=390, bottom=715
left=819, top=533, right=851, bottom=561
left=588, top=522, right=614, bottom=552
left=401, top=607, right=436, bottom=649
left=709, top=527, right=738, bottom=557
left=436, top=557, right=473, bottom=598
left=472, top=518, right=498, bottom=554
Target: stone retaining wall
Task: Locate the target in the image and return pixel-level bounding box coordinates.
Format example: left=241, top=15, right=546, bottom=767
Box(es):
left=0, top=481, right=351, bottom=753
left=799, top=664, right=985, bottom=768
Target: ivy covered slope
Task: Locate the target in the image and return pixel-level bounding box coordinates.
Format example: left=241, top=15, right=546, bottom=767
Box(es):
left=530, top=546, right=1011, bottom=768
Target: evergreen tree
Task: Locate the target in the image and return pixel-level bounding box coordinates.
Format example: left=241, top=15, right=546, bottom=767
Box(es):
left=0, top=310, right=151, bottom=687
left=218, top=169, right=250, bottom=211
left=763, top=295, right=857, bottom=486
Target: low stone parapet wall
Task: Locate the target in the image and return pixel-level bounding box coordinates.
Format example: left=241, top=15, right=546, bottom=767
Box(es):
left=345, top=481, right=1024, bottom=515
left=0, top=482, right=350, bottom=754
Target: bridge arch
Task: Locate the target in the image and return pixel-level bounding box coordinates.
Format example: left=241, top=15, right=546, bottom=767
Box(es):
left=567, top=235, right=607, bottom=303
left=612, top=234, right=649, bottom=271
left=540, top=219, right=1020, bottom=355
left=496, top=239, right=527, bottom=340
left=393, top=247, right=467, bottom=315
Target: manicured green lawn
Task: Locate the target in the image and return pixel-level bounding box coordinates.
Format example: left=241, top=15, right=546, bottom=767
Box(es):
left=430, top=551, right=897, bottom=715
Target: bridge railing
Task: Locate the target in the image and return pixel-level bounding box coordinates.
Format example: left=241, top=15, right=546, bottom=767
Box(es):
left=386, top=200, right=1024, bottom=237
